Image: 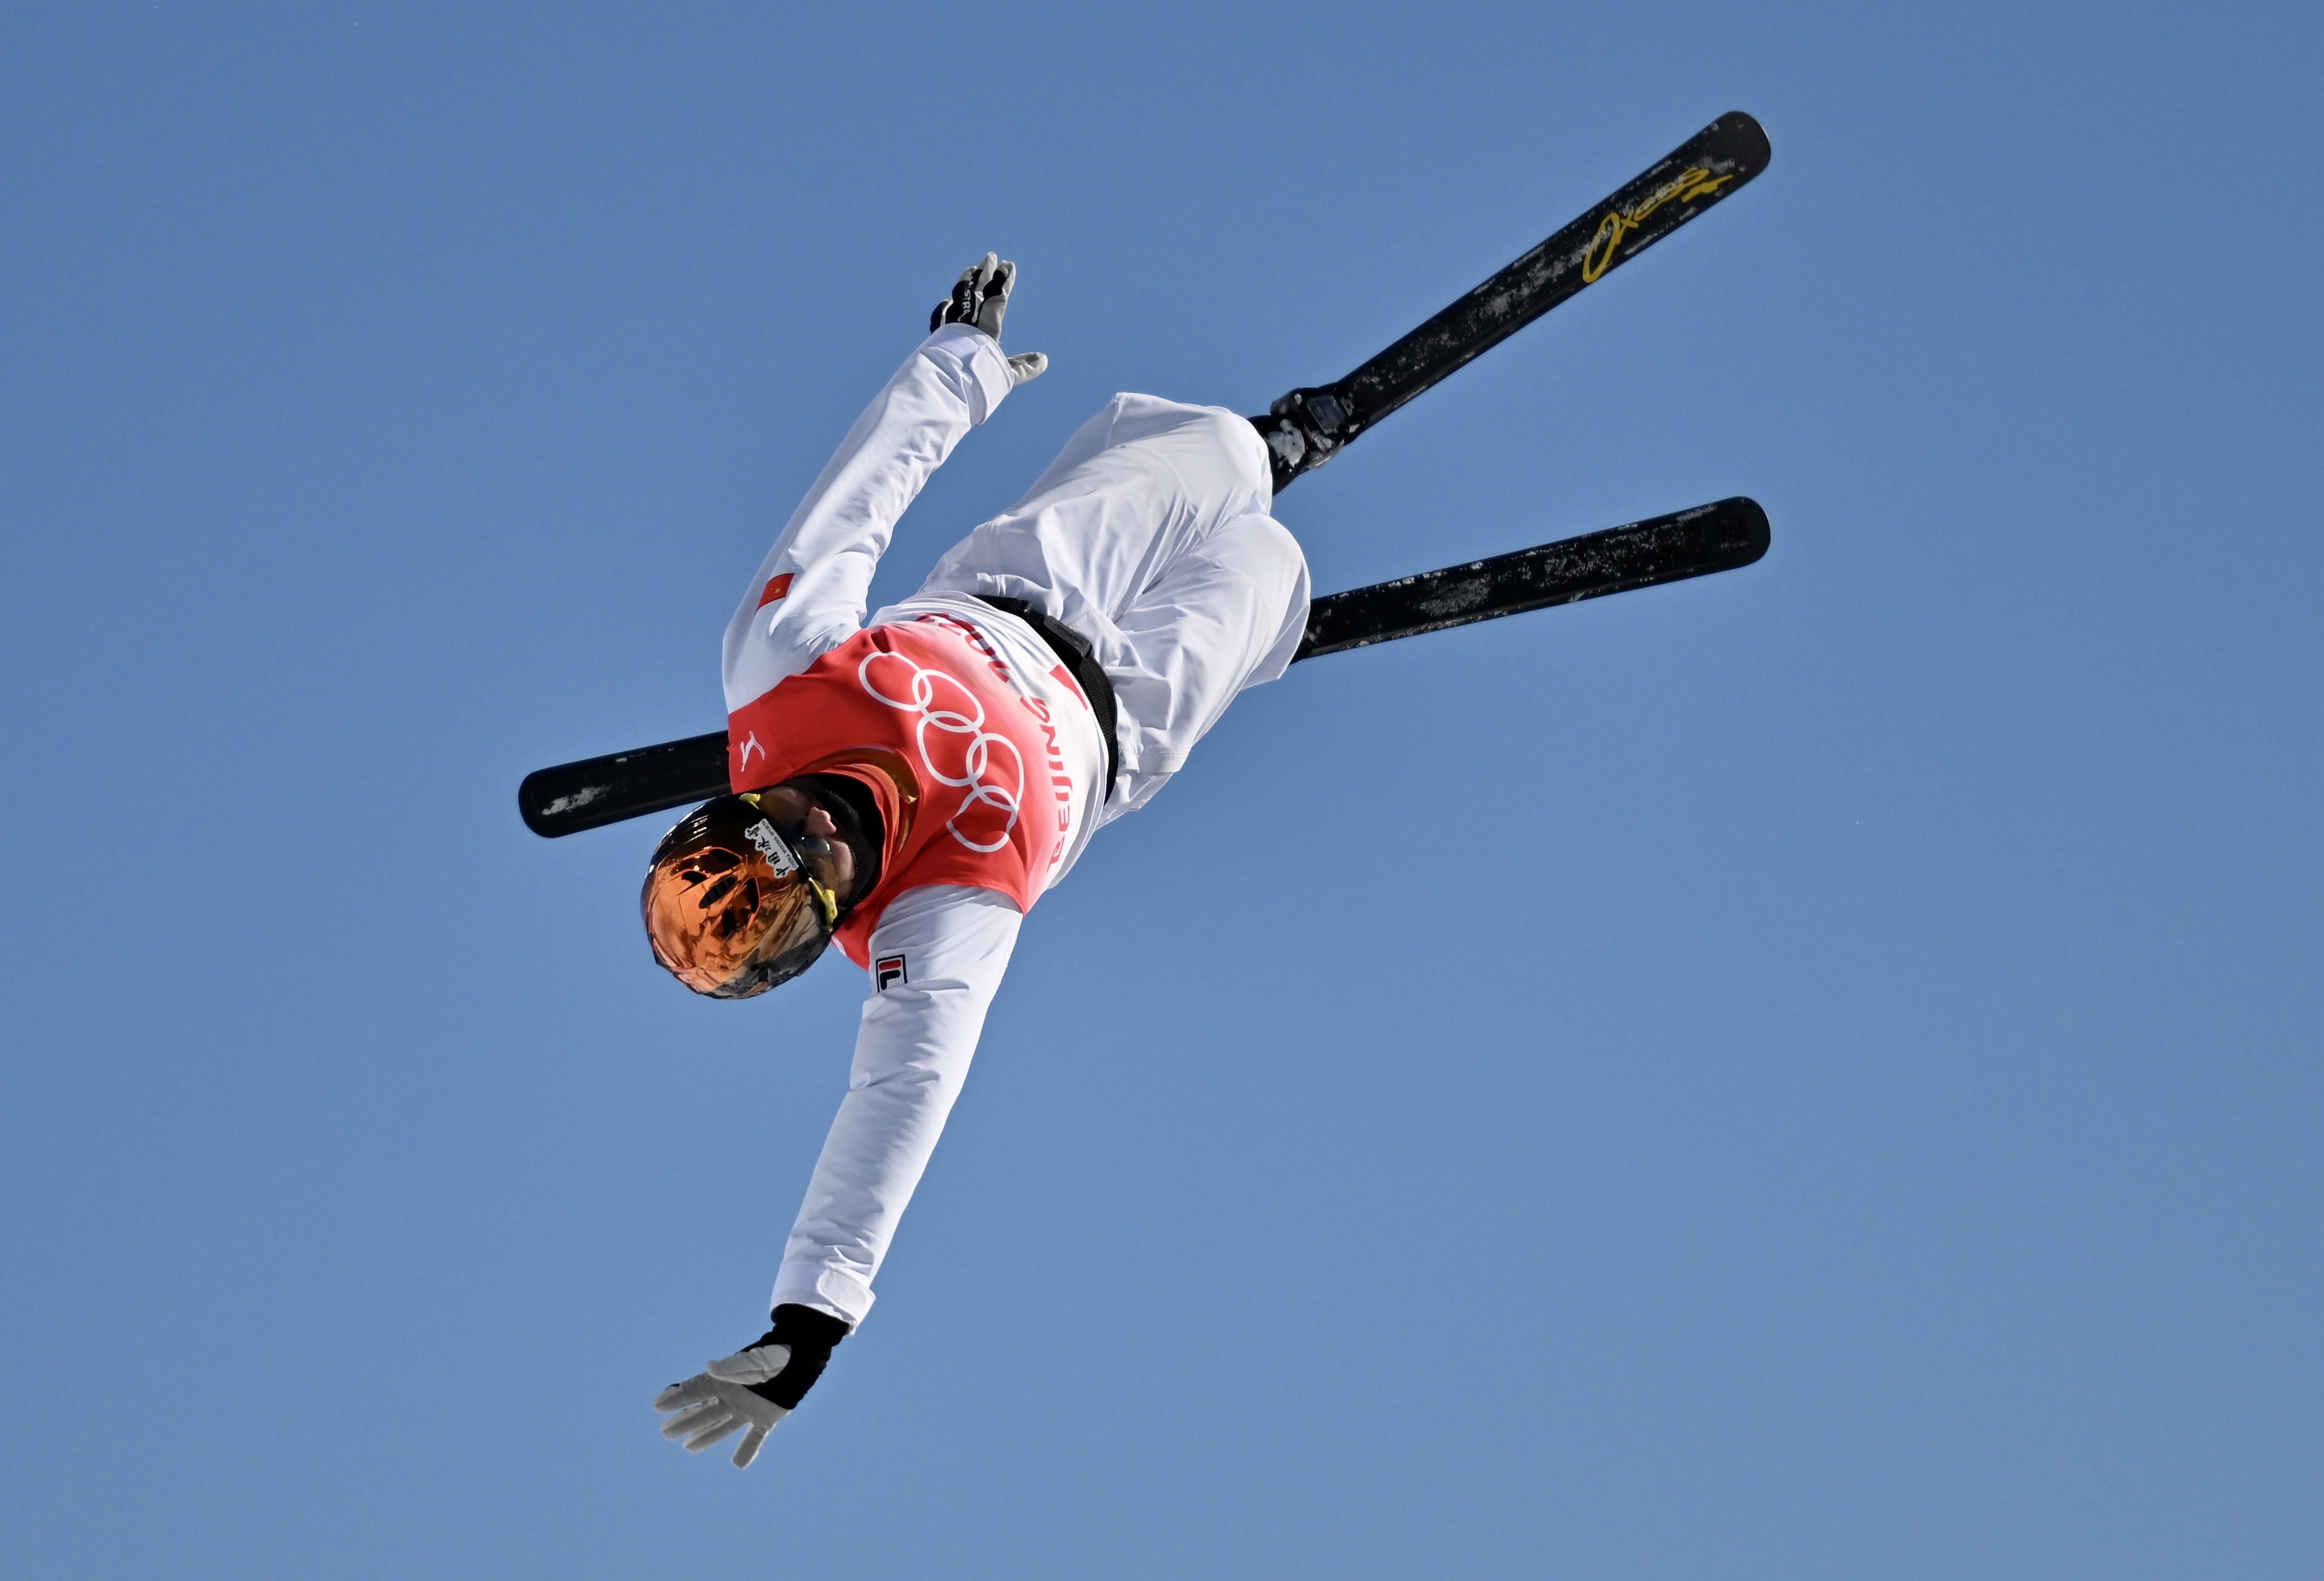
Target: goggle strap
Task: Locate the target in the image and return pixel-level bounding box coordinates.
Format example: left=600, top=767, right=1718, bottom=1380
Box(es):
left=731, top=792, right=839, bottom=930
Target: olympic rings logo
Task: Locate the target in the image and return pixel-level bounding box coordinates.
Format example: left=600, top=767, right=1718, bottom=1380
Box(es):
left=858, top=649, right=1025, bottom=853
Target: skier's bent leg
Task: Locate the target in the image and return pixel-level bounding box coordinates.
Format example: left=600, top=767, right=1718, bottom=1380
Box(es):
left=914, top=395, right=1275, bottom=637
left=1105, top=510, right=1309, bottom=814
left=910, top=392, right=1303, bottom=817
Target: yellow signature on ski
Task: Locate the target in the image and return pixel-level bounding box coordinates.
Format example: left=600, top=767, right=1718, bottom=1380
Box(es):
left=1580, top=167, right=1735, bottom=282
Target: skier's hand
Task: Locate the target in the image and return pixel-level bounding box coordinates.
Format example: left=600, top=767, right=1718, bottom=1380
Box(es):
left=929, top=251, right=1047, bottom=385
left=650, top=1304, right=850, bottom=1468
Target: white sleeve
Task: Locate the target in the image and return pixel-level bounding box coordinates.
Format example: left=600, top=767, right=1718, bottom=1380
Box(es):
left=721, top=325, right=1018, bottom=711
left=769, top=885, right=1022, bottom=1327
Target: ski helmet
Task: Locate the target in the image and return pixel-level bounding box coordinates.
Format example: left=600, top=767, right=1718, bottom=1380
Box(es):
left=640, top=793, right=843, bottom=998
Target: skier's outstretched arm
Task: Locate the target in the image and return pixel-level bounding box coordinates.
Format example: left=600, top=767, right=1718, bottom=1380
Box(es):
left=721, top=254, right=1046, bottom=711
left=774, top=884, right=1022, bottom=1324
left=650, top=884, right=1021, bottom=1464
left=719, top=327, right=1012, bottom=708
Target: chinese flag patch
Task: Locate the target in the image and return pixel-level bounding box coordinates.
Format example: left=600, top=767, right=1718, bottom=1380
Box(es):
left=757, top=572, right=795, bottom=609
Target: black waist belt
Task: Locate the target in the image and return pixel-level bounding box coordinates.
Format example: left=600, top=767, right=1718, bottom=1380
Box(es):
left=975, top=595, right=1120, bottom=800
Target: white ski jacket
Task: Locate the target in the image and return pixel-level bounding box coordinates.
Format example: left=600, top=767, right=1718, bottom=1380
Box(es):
left=725, top=324, right=1308, bottom=1327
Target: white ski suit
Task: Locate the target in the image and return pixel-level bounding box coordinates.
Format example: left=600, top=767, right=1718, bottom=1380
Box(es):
left=723, top=324, right=1310, bottom=1326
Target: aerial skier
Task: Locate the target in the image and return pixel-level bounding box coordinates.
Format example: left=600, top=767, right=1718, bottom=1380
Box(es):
left=597, top=113, right=1772, bottom=1471
left=647, top=254, right=1312, bottom=1468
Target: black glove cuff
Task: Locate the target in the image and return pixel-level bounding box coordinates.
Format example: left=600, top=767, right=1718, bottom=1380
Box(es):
left=738, top=1304, right=852, bottom=1412
left=768, top=1303, right=851, bottom=1349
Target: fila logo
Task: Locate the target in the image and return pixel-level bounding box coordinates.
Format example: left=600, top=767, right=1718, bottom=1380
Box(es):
left=874, top=954, right=908, bottom=992
left=757, top=573, right=795, bottom=609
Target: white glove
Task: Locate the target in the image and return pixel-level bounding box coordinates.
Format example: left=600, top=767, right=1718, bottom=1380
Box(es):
left=650, top=1305, right=848, bottom=1468
left=652, top=1342, right=792, bottom=1468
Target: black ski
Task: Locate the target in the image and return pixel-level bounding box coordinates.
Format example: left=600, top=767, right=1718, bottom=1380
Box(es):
left=521, top=730, right=732, bottom=839
left=1295, top=495, right=1766, bottom=658
left=1252, top=111, right=1769, bottom=492
left=519, top=498, right=1769, bottom=838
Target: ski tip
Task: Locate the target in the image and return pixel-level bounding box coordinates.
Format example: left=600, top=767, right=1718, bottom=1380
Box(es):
left=1711, top=495, right=1772, bottom=563
left=1713, top=111, right=1772, bottom=174
left=516, top=768, right=572, bottom=839
left=518, top=730, right=734, bottom=839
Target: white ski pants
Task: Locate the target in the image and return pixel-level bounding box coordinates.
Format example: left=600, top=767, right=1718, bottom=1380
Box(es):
left=909, top=393, right=1312, bottom=819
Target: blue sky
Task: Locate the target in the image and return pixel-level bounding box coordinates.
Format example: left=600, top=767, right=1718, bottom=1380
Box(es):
left=2, top=3, right=2318, bottom=1576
